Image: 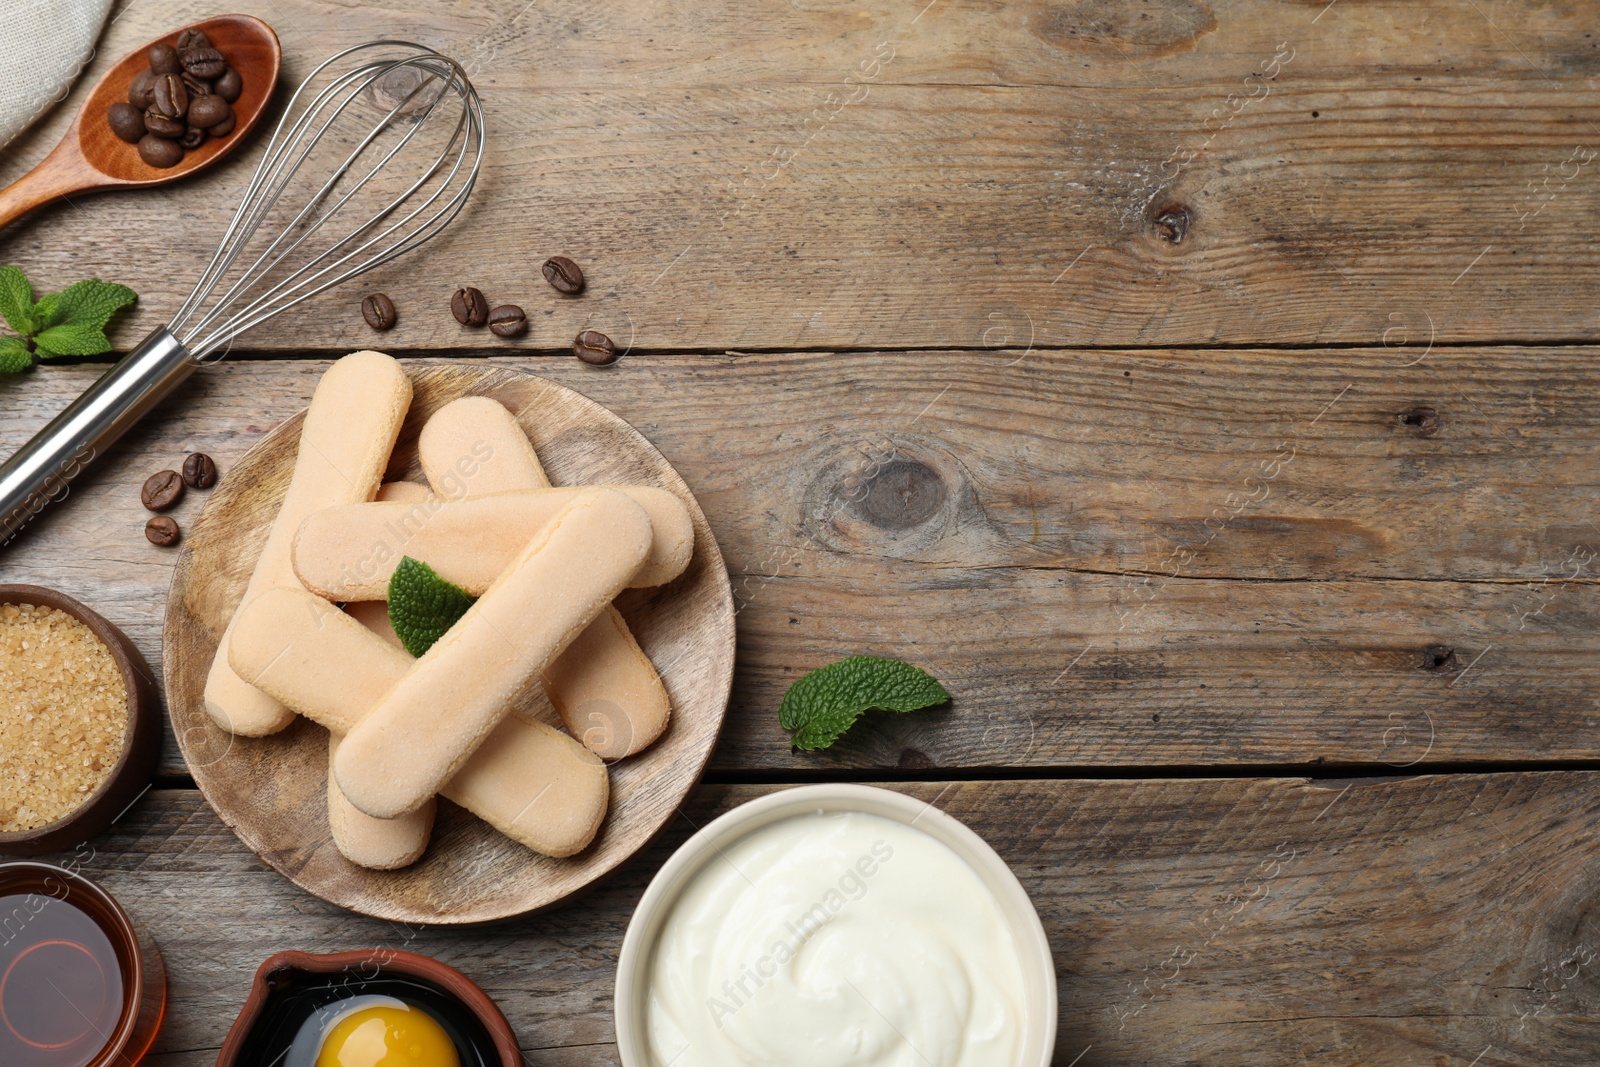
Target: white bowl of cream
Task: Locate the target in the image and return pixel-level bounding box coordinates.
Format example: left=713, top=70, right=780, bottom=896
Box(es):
left=614, top=784, right=1056, bottom=1067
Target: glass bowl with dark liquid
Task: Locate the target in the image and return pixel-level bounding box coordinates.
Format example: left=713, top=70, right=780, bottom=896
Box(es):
left=0, top=861, right=165, bottom=1067
left=218, top=949, right=522, bottom=1067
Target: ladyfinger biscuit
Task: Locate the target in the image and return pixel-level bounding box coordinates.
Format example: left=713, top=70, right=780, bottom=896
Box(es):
left=327, top=734, right=434, bottom=870
left=229, top=588, right=609, bottom=856
left=292, top=486, right=693, bottom=599
left=418, top=397, right=673, bottom=759
left=331, top=478, right=435, bottom=867
left=334, top=489, right=652, bottom=819
left=204, top=351, right=411, bottom=736
left=541, top=603, right=671, bottom=760
left=419, top=395, right=544, bottom=499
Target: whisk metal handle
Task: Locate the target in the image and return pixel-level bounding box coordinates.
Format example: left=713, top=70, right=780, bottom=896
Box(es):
left=0, top=328, right=200, bottom=546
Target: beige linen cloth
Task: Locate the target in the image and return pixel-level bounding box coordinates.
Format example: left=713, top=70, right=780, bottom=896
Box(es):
left=0, top=0, right=115, bottom=149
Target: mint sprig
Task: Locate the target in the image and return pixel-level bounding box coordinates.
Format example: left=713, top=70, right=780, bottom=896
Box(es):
left=779, top=655, right=950, bottom=751
left=0, top=338, right=30, bottom=374
left=0, top=266, right=137, bottom=372
left=387, top=556, right=477, bottom=657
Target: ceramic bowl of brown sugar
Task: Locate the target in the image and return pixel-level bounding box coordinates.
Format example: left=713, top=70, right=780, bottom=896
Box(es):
left=0, top=585, right=160, bottom=854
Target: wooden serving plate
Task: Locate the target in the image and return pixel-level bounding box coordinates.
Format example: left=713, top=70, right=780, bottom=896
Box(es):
left=162, top=364, right=735, bottom=923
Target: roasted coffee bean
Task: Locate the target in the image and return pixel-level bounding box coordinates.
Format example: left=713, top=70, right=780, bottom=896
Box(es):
left=145, top=515, right=180, bottom=547
left=107, top=102, right=145, bottom=143
left=488, top=304, right=527, bottom=337
left=573, top=329, right=617, bottom=365
left=175, top=28, right=212, bottom=52
left=181, top=126, right=207, bottom=150
left=181, top=72, right=212, bottom=96
left=138, top=133, right=184, bottom=167
left=149, top=43, right=180, bottom=75
left=214, top=66, right=242, bottom=102
left=146, top=42, right=177, bottom=75
left=541, top=256, right=584, bottom=294
left=207, top=113, right=236, bottom=138
left=181, top=452, right=218, bottom=489
left=142, top=470, right=185, bottom=510
left=151, top=73, right=188, bottom=120
left=180, top=45, right=227, bottom=80
left=143, top=110, right=184, bottom=139
left=188, top=94, right=230, bottom=128
left=451, top=286, right=488, bottom=326
left=361, top=293, right=398, bottom=331
left=128, top=69, right=156, bottom=109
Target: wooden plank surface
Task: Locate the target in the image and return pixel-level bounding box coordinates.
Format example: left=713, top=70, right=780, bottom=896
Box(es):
left=34, top=774, right=1600, bottom=1066
left=5, top=351, right=1599, bottom=774
left=3, top=3, right=1596, bottom=1064
left=2, top=0, right=1599, bottom=350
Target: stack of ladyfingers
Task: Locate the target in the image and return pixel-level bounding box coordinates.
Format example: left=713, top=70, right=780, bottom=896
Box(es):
left=203, top=352, right=691, bottom=869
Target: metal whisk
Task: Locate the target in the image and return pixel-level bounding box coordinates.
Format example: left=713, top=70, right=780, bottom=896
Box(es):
left=0, top=41, right=484, bottom=544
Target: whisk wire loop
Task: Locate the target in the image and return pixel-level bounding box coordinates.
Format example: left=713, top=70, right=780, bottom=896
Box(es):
left=169, top=41, right=484, bottom=361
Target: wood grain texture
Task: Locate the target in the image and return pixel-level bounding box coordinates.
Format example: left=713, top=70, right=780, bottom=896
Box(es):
left=2, top=0, right=1599, bottom=349
left=30, top=774, right=1600, bottom=1066
left=162, top=365, right=734, bottom=921
left=4, top=350, right=1598, bottom=775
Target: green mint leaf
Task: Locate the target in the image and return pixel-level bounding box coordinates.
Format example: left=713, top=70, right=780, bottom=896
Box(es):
left=30, top=293, right=60, bottom=330
left=33, top=323, right=113, bottom=359
left=388, top=556, right=477, bottom=657
left=49, top=279, right=136, bottom=331
left=0, top=266, right=36, bottom=335
left=0, top=337, right=33, bottom=374
left=779, top=655, right=950, bottom=751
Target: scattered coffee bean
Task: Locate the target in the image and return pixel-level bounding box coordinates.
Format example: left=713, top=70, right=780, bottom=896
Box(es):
left=542, top=256, right=584, bottom=294
left=181, top=452, right=218, bottom=489
left=149, top=43, right=180, bottom=75
left=181, top=71, right=213, bottom=97
left=488, top=305, right=527, bottom=337
left=143, top=110, right=184, bottom=139
left=141, top=470, right=185, bottom=510
left=128, top=69, right=156, bottom=110
left=107, top=102, right=145, bottom=143
left=451, top=286, right=488, bottom=326
left=207, top=113, right=236, bottom=138
left=145, top=515, right=181, bottom=547
left=181, top=126, right=207, bottom=149
left=175, top=28, right=212, bottom=51
left=573, top=329, right=617, bottom=365
left=180, top=45, right=227, bottom=80
left=188, top=94, right=230, bottom=128
left=138, top=134, right=184, bottom=168
left=214, top=66, right=242, bottom=103
left=361, top=293, right=398, bottom=331
left=150, top=73, right=188, bottom=120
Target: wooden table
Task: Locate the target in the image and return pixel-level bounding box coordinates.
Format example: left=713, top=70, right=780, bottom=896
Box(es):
left=3, top=1, right=1598, bottom=1063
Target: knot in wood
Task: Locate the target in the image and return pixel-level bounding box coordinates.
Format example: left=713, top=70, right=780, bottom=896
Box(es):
left=1397, top=405, right=1440, bottom=437
left=1152, top=204, right=1190, bottom=244
left=1420, top=645, right=1458, bottom=673
left=851, top=458, right=947, bottom=531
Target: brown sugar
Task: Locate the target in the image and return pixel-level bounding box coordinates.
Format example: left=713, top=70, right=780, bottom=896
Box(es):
left=0, top=603, right=129, bottom=832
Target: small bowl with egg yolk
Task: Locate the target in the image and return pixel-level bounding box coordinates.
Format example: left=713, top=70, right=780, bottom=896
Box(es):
left=216, top=949, right=522, bottom=1067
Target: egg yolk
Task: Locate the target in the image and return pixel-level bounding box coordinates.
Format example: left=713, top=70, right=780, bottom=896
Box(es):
left=313, top=1004, right=461, bottom=1067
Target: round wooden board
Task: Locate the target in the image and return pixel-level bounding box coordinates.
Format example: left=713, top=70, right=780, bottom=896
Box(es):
left=163, top=364, right=735, bottom=924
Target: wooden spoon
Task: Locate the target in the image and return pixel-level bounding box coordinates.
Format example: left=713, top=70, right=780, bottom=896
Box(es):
left=0, top=15, right=280, bottom=230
